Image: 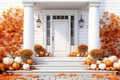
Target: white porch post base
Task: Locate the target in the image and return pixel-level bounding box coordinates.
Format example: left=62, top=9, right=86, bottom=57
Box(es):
left=23, top=3, right=34, bottom=51
left=88, top=2, right=100, bottom=53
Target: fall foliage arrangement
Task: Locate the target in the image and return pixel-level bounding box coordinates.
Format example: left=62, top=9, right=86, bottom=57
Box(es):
left=100, top=11, right=120, bottom=57
left=0, top=8, right=23, bottom=56
left=84, top=11, right=120, bottom=74
left=34, top=44, right=52, bottom=57
left=68, top=44, right=88, bottom=57
left=89, top=49, right=103, bottom=59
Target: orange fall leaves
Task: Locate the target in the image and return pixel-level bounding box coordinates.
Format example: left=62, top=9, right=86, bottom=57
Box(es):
left=100, top=11, right=120, bottom=57
left=0, top=8, right=23, bottom=56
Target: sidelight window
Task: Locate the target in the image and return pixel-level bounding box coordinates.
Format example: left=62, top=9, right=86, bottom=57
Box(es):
left=46, top=16, right=50, bottom=45
left=71, top=16, right=74, bottom=45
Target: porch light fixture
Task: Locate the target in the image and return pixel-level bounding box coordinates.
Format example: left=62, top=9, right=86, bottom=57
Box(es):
left=36, top=14, right=41, bottom=28
left=79, top=14, right=84, bottom=28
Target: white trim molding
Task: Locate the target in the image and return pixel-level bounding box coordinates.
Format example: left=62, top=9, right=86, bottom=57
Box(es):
left=23, top=1, right=34, bottom=7
left=23, top=0, right=101, bottom=3
left=89, top=2, right=100, bottom=7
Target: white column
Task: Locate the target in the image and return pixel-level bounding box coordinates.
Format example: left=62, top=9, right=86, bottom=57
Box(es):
left=88, top=2, right=100, bottom=52
left=23, top=3, right=34, bottom=51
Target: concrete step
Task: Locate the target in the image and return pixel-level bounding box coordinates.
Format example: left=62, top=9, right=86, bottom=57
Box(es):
left=7, top=70, right=118, bottom=74
left=35, top=61, right=85, bottom=65
left=31, top=66, right=88, bottom=70
left=34, top=57, right=86, bottom=62
left=33, top=62, right=87, bottom=67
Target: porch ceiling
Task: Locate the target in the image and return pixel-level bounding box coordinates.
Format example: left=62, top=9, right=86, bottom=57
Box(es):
left=23, top=0, right=101, bottom=10
left=34, top=2, right=88, bottom=10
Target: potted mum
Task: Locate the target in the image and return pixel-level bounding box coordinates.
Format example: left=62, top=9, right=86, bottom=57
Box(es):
left=89, top=49, right=103, bottom=60
left=77, top=44, right=88, bottom=57
left=19, top=49, right=33, bottom=60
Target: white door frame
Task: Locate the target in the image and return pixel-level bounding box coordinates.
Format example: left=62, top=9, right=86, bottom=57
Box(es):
left=43, top=10, right=79, bottom=56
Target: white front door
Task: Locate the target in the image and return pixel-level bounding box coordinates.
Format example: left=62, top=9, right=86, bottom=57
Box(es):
left=53, top=21, right=69, bottom=56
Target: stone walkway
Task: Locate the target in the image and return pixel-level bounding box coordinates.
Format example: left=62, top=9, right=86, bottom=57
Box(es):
left=12, top=73, right=120, bottom=80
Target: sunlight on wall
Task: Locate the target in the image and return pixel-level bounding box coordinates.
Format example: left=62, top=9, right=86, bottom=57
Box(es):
left=0, top=0, right=23, bottom=15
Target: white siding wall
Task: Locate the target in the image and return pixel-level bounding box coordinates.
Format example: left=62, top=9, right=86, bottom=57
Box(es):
left=34, top=12, right=44, bottom=46
left=0, top=0, right=23, bottom=15
left=78, top=10, right=88, bottom=46
left=99, top=0, right=120, bottom=17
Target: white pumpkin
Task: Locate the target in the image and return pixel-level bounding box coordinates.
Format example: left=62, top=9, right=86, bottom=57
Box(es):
left=117, top=59, right=120, bottom=63
left=103, top=57, right=108, bottom=62
left=76, top=54, right=80, bottom=57
left=98, top=63, right=106, bottom=70
left=90, top=64, right=97, bottom=70
left=108, top=56, right=118, bottom=62
left=96, top=61, right=101, bottom=64
left=22, top=64, right=30, bottom=70
left=14, top=57, right=23, bottom=63
left=113, top=62, right=120, bottom=70
left=3, top=57, right=14, bottom=65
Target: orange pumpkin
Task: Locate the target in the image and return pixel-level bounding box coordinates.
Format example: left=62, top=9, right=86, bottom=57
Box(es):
left=110, top=67, right=116, bottom=71
left=96, top=68, right=99, bottom=70
left=9, top=66, right=14, bottom=71
left=74, top=49, right=80, bottom=55
left=21, top=62, right=26, bottom=65
left=104, top=60, right=112, bottom=67
left=27, top=59, right=34, bottom=65
left=2, top=72, right=8, bottom=76
left=0, top=63, right=6, bottom=71
left=84, top=52, right=88, bottom=57
left=106, top=67, right=111, bottom=70
left=85, top=58, right=93, bottom=65
left=39, top=51, right=45, bottom=57
left=12, top=62, right=20, bottom=70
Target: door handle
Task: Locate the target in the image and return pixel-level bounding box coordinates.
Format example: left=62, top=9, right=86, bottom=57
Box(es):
left=52, top=37, right=54, bottom=41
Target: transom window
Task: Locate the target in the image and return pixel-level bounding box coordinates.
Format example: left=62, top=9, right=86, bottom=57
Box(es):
left=53, top=15, right=68, bottom=20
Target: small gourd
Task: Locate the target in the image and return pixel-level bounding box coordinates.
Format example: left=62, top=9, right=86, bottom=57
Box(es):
left=98, top=63, right=106, bottom=70
left=22, top=64, right=30, bottom=70
left=90, top=64, right=97, bottom=70
left=14, top=56, right=23, bottom=63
